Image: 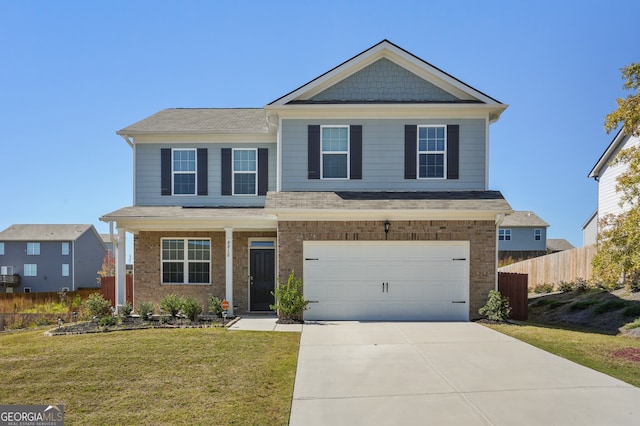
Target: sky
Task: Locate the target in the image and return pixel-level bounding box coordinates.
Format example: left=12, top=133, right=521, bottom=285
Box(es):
left=1, top=0, right=639, bottom=253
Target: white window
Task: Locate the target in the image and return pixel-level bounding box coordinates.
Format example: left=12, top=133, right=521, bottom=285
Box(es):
left=0, top=242, right=4, bottom=255
left=1, top=266, right=13, bottom=275
left=62, top=264, right=69, bottom=276
left=418, top=125, right=446, bottom=179
left=161, top=238, right=210, bottom=284
left=24, top=264, right=37, bottom=276
left=499, top=229, right=511, bottom=241
left=27, top=242, right=40, bottom=255
left=172, top=149, right=197, bottom=195
left=62, top=242, right=70, bottom=255
left=233, top=149, right=257, bottom=195
left=321, top=126, right=349, bottom=179
left=534, top=229, right=542, bottom=241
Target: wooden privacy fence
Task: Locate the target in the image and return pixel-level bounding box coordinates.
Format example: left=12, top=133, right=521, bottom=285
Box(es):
left=100, top=275, right=134, bottom=307
left=497, top=272, right=528, bottom=321
left=498, top=245, right=595, bottom=288
left=0, top=288, right=98, bottom=305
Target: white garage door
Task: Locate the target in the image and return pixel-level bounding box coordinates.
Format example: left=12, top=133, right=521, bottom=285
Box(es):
left=303, top=241, right=470, bottom=321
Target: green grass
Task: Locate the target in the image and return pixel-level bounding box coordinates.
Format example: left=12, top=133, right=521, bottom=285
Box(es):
left=0, top=327, right=300, bottom=425
left=483, top=322, right=640, bottom=387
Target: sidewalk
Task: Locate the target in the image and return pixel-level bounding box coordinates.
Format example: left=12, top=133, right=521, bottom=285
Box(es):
left=227, top=316, right=303, bottom=332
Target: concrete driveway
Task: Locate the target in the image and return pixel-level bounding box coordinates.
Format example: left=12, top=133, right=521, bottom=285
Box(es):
left=289, top=322, right=640, bottom=426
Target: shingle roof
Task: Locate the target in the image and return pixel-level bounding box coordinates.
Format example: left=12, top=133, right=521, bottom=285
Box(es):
left=265, top=191, right=511, bottom=211
left=547, top=238, right=575, bottom=252
left=116, top=108, right=271, bottom=135
left=100, top=206, right=273, bottom=220
left=501, top=211, right=549, bottom=227
left=0, top=224, right=95, bottom=241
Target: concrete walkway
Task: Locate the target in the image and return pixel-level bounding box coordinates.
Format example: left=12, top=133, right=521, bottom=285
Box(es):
left=227, top=316, right=302, bottom=332
left=289, top=321, right=640, bottom=426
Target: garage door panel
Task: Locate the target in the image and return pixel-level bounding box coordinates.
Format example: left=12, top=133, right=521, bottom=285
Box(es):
left=303, top=241, right=470, bottom=321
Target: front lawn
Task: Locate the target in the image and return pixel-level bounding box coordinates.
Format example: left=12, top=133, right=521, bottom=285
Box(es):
left=483, top=322, right=640, bottom=387
left=0, top=327, right=300, bottom=425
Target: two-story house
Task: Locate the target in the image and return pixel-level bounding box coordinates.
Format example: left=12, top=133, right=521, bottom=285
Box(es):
left=498, top=211, right=549, bottom=262
left=101, top=40, right=512, bottom=321
left=0, top=224, right=106, bottom=293
left=584, top=130, right=640, bottom=245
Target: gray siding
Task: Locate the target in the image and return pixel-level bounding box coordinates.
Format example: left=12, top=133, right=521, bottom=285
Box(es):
left=498, top=227, right=547, bottom=252
left=135, top=143, right=277, bottom=206
left=310, top=58, right=459, bottom=102
left=73, top=230, right=107, bottom=289
left=281, top=119, right=486, bottom=191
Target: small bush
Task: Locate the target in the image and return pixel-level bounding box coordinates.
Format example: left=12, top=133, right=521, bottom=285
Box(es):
left=479, top=290, right=511, bottom=321
left=83, top=293, right=113, bottom=318
left=594, top=300, right=628, bottom=315
left=182, top=297, right=203, bottom=322
left=622, top=304, right=640, bottom=317
left=160, top=294, right=184, bottom=318
left=270, top=270, right=309, bottom=321
left=557, top=281, right=574, bottom=292
left=120, top=301, right=133, bottom=317
left=99, top=316, right=117, bottom=327
left=137, top=301, right=155, bottom=320
left=208, top=296, right=223, bottom=318
left=533, top=283, right=554, bottom=294
left=575, top=278, right=591, bottom=292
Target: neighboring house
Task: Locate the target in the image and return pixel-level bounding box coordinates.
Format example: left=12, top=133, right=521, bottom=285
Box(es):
left=101, top=40, right=511, bottom=321
left=100, top=234, right=115, bottom=254
left=584, top=130, right=640, bottom=245
left=0, top=224, right=106, bottom=293
left=546, top=238, right=575, bottom=253
left=498, top=211, right=549, bottom=261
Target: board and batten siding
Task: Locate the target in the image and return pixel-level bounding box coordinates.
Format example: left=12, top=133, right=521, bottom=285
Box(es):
left=135, top=143, right=277, bottom=206
left=597, top=135, right=640, bottom=219
left=280, top=119, right=487, bottom=191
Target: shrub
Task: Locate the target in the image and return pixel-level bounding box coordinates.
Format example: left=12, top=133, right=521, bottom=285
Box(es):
left=83, top=293, right=113, bottom=318
left=183, top=297, right=203, bottom=322
left=575, top=278, right=591, bottom=292
left=137, top=301, right=155, bottom=320
left=208, top=296, right=223, bottom=318
left=557, top=281, right=574, bottom=292
left=533, top=283, right=554, bottom=294
left=120, top=301, right=133, bottom=317
left=479, top=290, right=511, bottom=321
left=270, top=270, right=309, bottom=321
left=99, top=316, right=117, bottom=327
left=160, top=294, right=184, bottom=318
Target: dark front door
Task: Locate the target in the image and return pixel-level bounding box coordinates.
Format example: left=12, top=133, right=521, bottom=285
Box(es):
left=250, top=249, right=275, bottom=311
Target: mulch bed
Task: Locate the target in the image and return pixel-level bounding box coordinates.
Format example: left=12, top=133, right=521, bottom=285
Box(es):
left=610, top=348, right=640, bottom=363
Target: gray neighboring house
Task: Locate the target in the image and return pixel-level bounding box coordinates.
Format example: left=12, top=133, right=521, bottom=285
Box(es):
left=546, top=238, right=575, bottom=253
left=498, top=211, right=549, bottom=261
left=0, top=224, right=106, bottom=293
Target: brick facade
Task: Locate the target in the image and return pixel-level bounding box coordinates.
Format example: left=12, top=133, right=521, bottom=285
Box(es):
left=134, top=230, right=276, bottom=314
left=277, top=220, right=497, bottom=320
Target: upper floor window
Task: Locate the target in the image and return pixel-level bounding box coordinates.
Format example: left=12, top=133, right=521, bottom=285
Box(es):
left=27, top=242, right=40, bottom=255
left=173, top=149, right=197, bottom=195
left=161, top=238, right=210, bottom=284
left=24, top=264, right=37, bottom=276
left=321, top=126, right=349, bottom=179
left=499, top=229, right=511, bottom=241
left=0, top=242, right=4, bottom=255
left=233, top=149, right=257, bottom=195
left=62, top=242, right=70, bottom=255
left=534, top=229, right=542, bottom=241
left=418, top=126, right=446, bottom=179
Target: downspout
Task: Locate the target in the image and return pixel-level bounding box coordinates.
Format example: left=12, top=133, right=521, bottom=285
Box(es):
left=71, top=240, right=75, bottom=291
left=494, top=213, right=506, bottom=290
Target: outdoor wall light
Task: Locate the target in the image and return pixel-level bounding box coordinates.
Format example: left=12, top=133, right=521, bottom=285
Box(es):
left=384, top=220, right=390, bottom=235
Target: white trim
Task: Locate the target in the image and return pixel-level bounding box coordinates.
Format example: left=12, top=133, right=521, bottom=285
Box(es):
left=24, top=264, right=37, bottom=276
left=26, top=242, right=40, bottom=255
left=61, top=242, right=70, bottom=255
left=247, top=237, right=277, bottom=312
left=232, top=148, right=258, bottom=196
left=225, top=228, right=234, bottom=316
left=277, top=116, right=282, bottom=192
left=320, top=125, right=350, bottom=180
left=171, top=148, right=197, bottom=196
left=160, top=237, right=211, bottom=285
left=417, top=125, right=447, bottom=180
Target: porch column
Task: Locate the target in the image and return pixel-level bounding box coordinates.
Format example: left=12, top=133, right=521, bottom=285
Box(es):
left=224, top=227, right=234, bottom=316
left=115, top=227, right=126, bottom=310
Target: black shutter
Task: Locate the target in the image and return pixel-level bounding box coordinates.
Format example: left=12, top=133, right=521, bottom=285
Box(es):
left=350, top=125, right=362, bottom=180
left=258, top=148, right=268, bottom=195
left=221, top=148, right=232, bottom=196
left=197, top=148, right=208, bottom=195
left=404, top=125, right=417, bottom=179
left=447, top=125, right=459, bottom=180
left=308, top=125, right=320, bottom=179
left=161, top=148, right=171, bottom=195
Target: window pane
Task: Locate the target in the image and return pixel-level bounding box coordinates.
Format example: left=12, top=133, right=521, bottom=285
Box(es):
left=419, top=126, right=445, bottom=153
left=188, top=240, right=210, bottom=261
left=188, top=262, right=210, bottom=283
left=162, top=262, right=184, bottom=283
left=419, top=154, right=444, bottom=178
left=234, top=173, right=256, bottom=194
left=62, top=264, right=69, bottom=276
left=162, top=240, right=184, bottom=260
left=24, top=264, right=37, bottom=276
left=0, top=243, right=4, bottom=255
left=322, top=127, right=348, bottom=151
left=27, top=243, right=40, bottom=255
left=173, top=150, right=195, bottom=171
left=174, top=174, right=196, bottom=195
left=62, top=242, right=69, bottom=255
left=323, top=154, right=348, bottom=178
left=233, top=150, right=256, bottom=172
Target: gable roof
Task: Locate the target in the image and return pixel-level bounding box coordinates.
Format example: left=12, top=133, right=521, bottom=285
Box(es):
left=500, top=211, right=549, bottom=227
left=116, top=108, right=271, bottom=136
left=0, top=224, right=99, bottom=242
left=588, top=129, right=627, bottom=179
left=547, top=238, right=575, bottom=252
left=268, top=40, right=506, bottom=120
